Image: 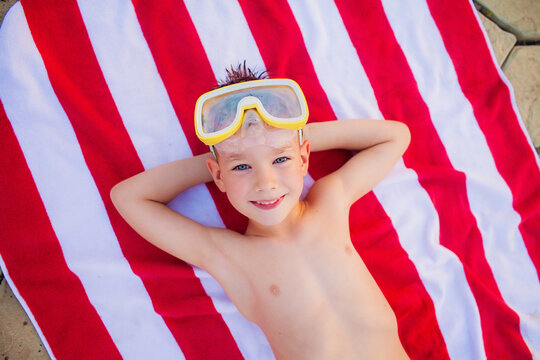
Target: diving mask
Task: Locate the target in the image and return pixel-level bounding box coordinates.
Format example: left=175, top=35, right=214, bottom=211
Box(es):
left=194, top=78, right=309, bottom=146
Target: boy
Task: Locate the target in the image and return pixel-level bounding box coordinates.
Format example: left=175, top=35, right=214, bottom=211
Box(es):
left=111, top=65, right=411, bottom=359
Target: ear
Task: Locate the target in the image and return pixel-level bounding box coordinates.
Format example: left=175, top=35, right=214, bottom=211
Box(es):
left=299, top=139, right=310, bottom=176
left=206, top=157, right=226, bottom=192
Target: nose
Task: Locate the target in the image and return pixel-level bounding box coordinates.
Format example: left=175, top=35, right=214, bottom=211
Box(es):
left=254, top=164, right=278, bottom=192
left=244, top=108, right=258, bottom=117
left=242, top=109, right=263, bottom=128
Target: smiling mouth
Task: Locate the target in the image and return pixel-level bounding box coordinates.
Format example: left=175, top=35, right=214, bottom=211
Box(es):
left=250, top=195, right=285, bottom=210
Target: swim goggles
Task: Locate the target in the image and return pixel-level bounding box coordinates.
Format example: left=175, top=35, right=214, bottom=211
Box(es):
left=194, top=78, right=309, bottom=146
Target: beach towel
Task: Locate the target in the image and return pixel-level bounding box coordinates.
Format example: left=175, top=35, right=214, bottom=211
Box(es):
left=1, top=0, right=539, bottom=359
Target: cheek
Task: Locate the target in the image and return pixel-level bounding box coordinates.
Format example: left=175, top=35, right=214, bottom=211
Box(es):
left=281, top=165, right=304, bottom=192
left=223, top=173, right=250, bottom=197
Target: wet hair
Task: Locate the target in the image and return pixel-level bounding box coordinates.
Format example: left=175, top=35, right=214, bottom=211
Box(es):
left=209, top=62, right=270, bottom=161
left=216, top=61, right=268, bottom=88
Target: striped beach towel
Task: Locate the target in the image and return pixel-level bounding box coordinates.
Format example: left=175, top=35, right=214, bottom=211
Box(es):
left=1, top=0, right=539, bottom=359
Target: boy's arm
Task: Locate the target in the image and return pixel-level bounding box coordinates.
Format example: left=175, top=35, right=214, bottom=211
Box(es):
left=110, top=152, right=224, bottom=269
left=304, top=119, right=410, bottom=207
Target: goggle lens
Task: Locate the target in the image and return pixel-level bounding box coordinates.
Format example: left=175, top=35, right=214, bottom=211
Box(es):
left=201, top=85, right=303, bottom=134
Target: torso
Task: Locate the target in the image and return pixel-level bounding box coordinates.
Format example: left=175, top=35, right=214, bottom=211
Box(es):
left=207, top=196, right=408, bottom=360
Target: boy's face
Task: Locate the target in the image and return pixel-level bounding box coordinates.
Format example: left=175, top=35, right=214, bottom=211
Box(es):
left=206, top=110, right=310, bottom=227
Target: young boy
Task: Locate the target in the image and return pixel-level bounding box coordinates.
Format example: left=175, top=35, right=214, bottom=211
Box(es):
left=111, top=65, right=411, bottom=359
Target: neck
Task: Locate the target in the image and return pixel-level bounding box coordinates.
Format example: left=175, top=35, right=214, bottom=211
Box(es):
left=245, top=200, right=306, bottom=238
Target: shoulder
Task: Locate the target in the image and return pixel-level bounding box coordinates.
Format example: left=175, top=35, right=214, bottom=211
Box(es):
left=203, top=228, right=259, bottom=318
left=304, top=173, right=350, bottom=219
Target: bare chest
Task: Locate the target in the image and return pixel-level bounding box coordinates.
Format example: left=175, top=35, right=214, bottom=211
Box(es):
left=208, top=211, right=403, bottom=358
left=222, top=228, right=397, bottom=359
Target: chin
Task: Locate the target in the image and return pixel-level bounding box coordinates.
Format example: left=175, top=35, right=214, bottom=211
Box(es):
left=253, top=213, right=288, bottom=227
left=251, top=201, right=296, bottom=227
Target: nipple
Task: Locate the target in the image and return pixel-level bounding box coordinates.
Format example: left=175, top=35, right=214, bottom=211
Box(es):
left=269, top=284, right=280, bottom=296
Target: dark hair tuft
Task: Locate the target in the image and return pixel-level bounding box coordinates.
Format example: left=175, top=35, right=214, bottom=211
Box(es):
left=216, top=60, right=268, bottom=88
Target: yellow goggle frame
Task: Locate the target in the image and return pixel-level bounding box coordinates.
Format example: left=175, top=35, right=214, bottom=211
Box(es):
left=194, top=78, right=309, bottom=146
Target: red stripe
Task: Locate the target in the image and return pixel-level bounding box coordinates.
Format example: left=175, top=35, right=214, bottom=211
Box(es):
left=335, top=0, right=532, bottom=358
left=427, top=0, right=540, bottom=280
left=130, top=0, right=251, bottom=358
left=238, top=1, right=449, bottom=358
left=21, top=1, right=241, bottom=358
left=0, top=100, right=122, bottom=359
left=131, top=0, right=248, bottom=235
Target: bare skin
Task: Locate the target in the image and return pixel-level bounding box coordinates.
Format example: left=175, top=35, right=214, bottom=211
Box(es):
left=111, top=113, right=411, bottom=359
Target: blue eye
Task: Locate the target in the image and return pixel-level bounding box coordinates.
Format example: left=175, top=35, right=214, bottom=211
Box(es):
left=233, top=164, right=250, bottom=171
left=274, top=157, right=288, bottom=164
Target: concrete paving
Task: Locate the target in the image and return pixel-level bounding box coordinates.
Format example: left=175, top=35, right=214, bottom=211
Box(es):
left=478, top=12, right=517, bottom=66
left=0, top=0, right=539, bottom=359
left=476, top=0, right=540, bottom=42
left=0, top=275, right=49, bottom=359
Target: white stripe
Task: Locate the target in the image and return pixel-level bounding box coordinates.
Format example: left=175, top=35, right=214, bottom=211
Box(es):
left=288, top=0, right=487, bottom=358
left=0, top=4, right=182, bottom=359
left=382, top=0, right=540, bottom=352
left=78, top=0, right=274, bottom=358
left=184, top=0, right=266, bottom=80
left=289, top=1, right=380, bottom=121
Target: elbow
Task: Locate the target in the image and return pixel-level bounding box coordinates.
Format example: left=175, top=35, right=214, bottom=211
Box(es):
left=396, top=122, right=411, bottom=154
left=110, top=181, right=128, bottom=210
left=404, top=123, right=412, bottom=147
left=110, top=183, right=120, bottom=209
left=110, top=181, right=138, bottom=219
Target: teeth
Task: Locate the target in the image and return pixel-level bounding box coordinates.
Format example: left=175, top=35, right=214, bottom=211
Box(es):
left=256, top=197, right=281, bottom=205
left=257, top=199, right=277, bottom=205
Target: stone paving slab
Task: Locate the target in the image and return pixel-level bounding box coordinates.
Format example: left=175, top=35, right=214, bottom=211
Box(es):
left=477, top=0, right=540, bottom=42
left=478, top=12, right=517, bottom=66
left=0, top=278, right=50, bottom=359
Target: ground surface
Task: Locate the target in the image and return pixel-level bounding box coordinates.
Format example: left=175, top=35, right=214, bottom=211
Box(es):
left=0, top=0, right=539, bottom=359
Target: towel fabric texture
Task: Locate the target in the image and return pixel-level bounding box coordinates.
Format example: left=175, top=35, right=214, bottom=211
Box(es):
left=0, top=0, right=539, bottom=359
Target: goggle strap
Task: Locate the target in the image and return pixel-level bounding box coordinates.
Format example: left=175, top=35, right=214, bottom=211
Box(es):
left=209, top=145, right=216, bottom=160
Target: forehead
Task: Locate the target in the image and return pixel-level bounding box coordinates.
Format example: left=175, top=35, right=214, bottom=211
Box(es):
left=216, top=128, right=299, bottom=159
